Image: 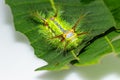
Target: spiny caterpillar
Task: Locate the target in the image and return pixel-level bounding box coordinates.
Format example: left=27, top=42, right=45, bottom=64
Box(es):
left=32, top=11, right=87, bottom=60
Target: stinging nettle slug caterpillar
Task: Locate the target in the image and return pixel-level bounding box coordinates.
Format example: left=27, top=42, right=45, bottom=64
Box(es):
left=31, top=10, right=88, bottom=60
left=29, top=0, right=91, bottom=60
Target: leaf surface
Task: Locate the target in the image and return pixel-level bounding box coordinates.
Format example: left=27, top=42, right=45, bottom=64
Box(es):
left=73, top=0, right=120, bottom=66
left=6, top=0, right=117, bottom=70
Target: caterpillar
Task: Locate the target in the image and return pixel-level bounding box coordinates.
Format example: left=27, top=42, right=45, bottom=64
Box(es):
left=31, top=10, right=87, bottom=60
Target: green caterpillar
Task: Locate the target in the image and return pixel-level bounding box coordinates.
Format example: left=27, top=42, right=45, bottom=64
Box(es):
left=31, top=10, right=87, bottom=60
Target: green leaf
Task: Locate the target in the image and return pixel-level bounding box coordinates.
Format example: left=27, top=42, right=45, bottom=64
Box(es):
left=73, top=0, right=120, bottom=66
left=6, top=0, right=116, bottom=71
left=103, top=0, right=120, bottom=55
left=74, top=29, right=120, bottom=66
left=104, top=0, right=120, bottom=28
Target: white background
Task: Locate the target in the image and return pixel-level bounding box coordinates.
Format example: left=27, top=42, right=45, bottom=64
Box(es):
left=1, top=0, right=120, bottom=80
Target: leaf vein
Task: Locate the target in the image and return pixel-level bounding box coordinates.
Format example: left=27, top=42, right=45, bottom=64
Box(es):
left=105, top=36, right=116, bottom=53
